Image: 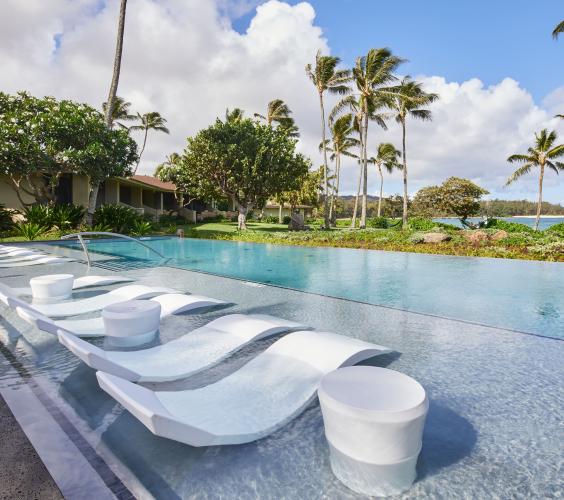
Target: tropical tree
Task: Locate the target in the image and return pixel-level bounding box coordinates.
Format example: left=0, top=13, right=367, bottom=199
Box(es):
left=225, top=107, right=245, bottom=123
left=387, top=76, right=439, bottom=228
left=506, top=129, right=564, bottom=230
left=320, top=113, right=359, bottom=223
left=306, top=51, right=351, bottom=229
left=368, top=143, right=401, bottom=217
left=155, top=153, right=202, bottom=210
left=88, top=0, right=128, bottom=223
left=254, top=99, right=299, bottom=138
left=552, top=20, right=564, bottom=38
left=130, top=111, right=169, bottom=173
left=102, top=96, right=135, bottom=129
left=178, top=116, right=310, bottom=229
left=332, top=48, right=403, bottom=228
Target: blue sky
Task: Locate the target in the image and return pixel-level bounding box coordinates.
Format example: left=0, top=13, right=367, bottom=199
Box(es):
left=233, top=0, right=564, bottom=102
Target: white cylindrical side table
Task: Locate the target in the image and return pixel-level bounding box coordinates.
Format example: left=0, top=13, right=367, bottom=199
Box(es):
left=102, top=300, right=161, bottom=347
left=30, top=274, right=74, bottom=301
left=318, top=366, right=428, bottom=497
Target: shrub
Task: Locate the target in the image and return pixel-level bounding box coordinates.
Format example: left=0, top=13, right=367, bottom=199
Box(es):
left=165, top=224, right=178, bottom=234
left=93, top=204, right=140, bottom=233
left=49, top=204, right=86, bottom=230
left=22, top=205, right=51, bottom=226
left=545, top=222, right=564, bottom=238
left=283, top=215, right=292, bottom=225
left=0, top=204, right=15, bottom=232
left=15, top=222, right=48, bottom=241
left=408, top=232, right=425, bottom=244
left=485, top=218, right=534, bottom=233
left=366, top=217, right=389, bottom=229
left=407, top=217, right=438, bottom=231
left=130, top=220, right=153, bottom=236
left=79, top=223, right=113, bottom=233
left=261, top=215, right=280, bottom=224
left=159, top=214, right=186, bottom=225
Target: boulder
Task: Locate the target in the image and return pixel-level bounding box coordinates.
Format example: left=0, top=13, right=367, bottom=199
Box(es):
left=490, top=230, right=509, bottom=241
left=422, top=232, right=451, bottom=243
left=463, top=230, right=488, bottom=243
left=288, top=213, right=309, bottom=231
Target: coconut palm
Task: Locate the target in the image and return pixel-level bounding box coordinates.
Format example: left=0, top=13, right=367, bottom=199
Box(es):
left=88, top=0, right=128, bottom=223
left=368, top=143, right=402, bottom=217
left=102, top=96, right=135, bottom=129
left=130, top=112, right=170, bottom=173
left=225, top=108, right=245, bottom=123
left=552, top=20, right=564, bottom=38
left=254, top=99, right=299, bottom=137
left=320, top=113, right=359, bottom=223
left=387, top=77, right=438, bottom=228
left=506, top=129, right=564, bottom=230
left=306, top=51, right=351, bottom=229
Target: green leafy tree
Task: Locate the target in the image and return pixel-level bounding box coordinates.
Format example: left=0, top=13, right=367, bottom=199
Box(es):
left=130, top=111, right=169, bottom=173
left=387, top=77, right=439, bottom=228
left=320, top=113, right=359, bottom=223
left=155, top=153, right=205, bottom=210
left=368, top=143, right=401, bottom=217
left=178, top=117, right=310, bottom=229
left=506, top=129, right=564, bottom=230
left=281, top=168, right=322, bottom=215
left=102, top=96, right=136, bottom=129
left=0, top=92, right=137, bottom=207
left=306, top=51, right=351, bottom=229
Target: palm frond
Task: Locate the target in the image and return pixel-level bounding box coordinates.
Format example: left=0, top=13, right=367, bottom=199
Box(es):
left=505, top=163, right=533, bottom=185
left=553, top=20, right=564, bottom=39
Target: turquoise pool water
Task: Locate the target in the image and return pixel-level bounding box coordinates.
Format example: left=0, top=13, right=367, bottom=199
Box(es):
left=54, top=238, right=564, bottom=339
left=433, top=216, right=564, bottom=229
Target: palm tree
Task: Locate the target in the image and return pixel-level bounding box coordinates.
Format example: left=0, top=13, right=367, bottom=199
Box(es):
left=102, top=96, right=135, bottom=129
left=320, top=113, right=359, bottom=223
left=306, top=51, right=351, bottom=229
left=88, top=0, right=128, bottom=223
left=225, top=107, right=245, bottom=123
left=332, top=48, right=403, bottom=228
left=254, top=99, right=300, bottom=137
left=506, top=129, right=564, bottom=230
left=552, top=20, right=564, bottom=38
left=129, top=112, right=170, bottom=174
left=368, top=143, right=401, bottom=217
left=387, top=77, right=438, bottom=228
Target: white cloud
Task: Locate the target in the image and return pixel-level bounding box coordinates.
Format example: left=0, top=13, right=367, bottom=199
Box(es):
left=1, top=0, right=563, bottom=203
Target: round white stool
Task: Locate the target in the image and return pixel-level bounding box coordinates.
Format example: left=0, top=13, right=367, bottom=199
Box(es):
left=30, top=274, right=74, bottom=301
left=318, top=366, right=428, bottom=497
left=102, top=300, right=161, bottom=347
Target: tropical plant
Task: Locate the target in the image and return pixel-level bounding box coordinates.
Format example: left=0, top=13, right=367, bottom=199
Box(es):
left=102, top=96, right=136, bottom=129
left=130, top=220, right=153, bottom=236
left=178, top=117, right=310, bottom=229
left=254, top=99, right=299, bottom=138
left=387, top=77, right=439, bottom=228
left=0, top=204, right=15, bottom=233
left=89, top=0, right=128, bottom=223
left=306, top=51, right=351, bottom=229
left=50, top=204, right=86, bottom=230
left=368, top=143, right=401, bottom=217
left=22, top=205, right=51, bottom=226
left=321, top=114, right=359, bottom=223
left=506, top=129, right=564, bottom=230
left=130, top=111, right=170, bottom=173
left=78, top=223, right=113, bottom=233
left=225, top=108, right=245, bottom=123
left=546, top=222, right=564, bottom=238
left=93, top=204, right=139, bottom=233
left=485, top=219, right=534, bottom=234
left=366, top=216, right=389, bottom=229
left=15, top=223, right=48, bottom=241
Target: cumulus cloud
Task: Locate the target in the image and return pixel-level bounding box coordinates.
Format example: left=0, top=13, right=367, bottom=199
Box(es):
left=1, top=0, right=563, bottom=202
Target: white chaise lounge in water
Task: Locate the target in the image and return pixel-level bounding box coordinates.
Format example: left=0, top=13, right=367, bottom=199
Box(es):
left=0, top=253, right=48, bottom=263
left=0, top=284, right=178, bottom=317
left=0, top=249, right=41, bottom=258
left=58, top=314, right=307, bottom=381
left=9, top=275, right=135, bottom=297
left=96, top=331, right=391, bottom=446
left=9, top=294, right=228, bottom=337
left=0, top=256, right=71, bottom=268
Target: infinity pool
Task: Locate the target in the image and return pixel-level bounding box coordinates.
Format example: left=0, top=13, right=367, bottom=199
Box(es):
left=52, top=237, right=564, bottom=339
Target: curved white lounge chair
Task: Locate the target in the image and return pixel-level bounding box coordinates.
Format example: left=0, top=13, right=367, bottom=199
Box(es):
left=0, top=256, right=71, bottom=268
left=10, top=293, right=227, bottom=337
left=96, top=331, right=391, bottom=446
left=58, top=314, right=307, bottom=381
left=0, top=253, right=48, bottom=263
left=10, top=275, right=135, bottom=297
left=0, top=249, right=41, bottom=258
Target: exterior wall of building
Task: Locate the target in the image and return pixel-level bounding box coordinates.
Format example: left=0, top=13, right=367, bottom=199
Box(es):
left=72, top=174, right=90, bottom=207
left=105, top=179, right=120, bottom=204
left=0, top=175, right=40, bottom=210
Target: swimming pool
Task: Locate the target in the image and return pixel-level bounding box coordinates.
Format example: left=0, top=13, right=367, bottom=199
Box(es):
left=52, top=237, right=564, bottom=339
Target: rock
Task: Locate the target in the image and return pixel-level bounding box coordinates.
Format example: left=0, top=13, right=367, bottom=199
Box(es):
left=463, top=230, right=488, bottom=243
left=288, top=213, right=309, bottom=231
left=422, top=232, right=451, bottom=243
left=490, top=230, right=509, bottom=241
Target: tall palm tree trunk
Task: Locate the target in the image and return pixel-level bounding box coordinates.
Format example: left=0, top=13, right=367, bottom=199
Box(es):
left=87, top=0, right=127, bottom=223
left=401, top=119, right=408, bottom=228
left=360, top=108, right=369, bottom=228
left=319, top=92, right=330, bottom=230
left=377, top=164, right=384, bottom=217
left=133, top=127, right=148, bottom=175
left=330, top=154, right=341, bottom=225
left=535, top=164, right=544, bottom=230
left=351, top=162, right=362, bottom=228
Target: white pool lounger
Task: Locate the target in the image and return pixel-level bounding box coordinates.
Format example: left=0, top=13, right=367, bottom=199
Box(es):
left=11, top=275, right=135, bottom=297
left=28, top=285, right=179, bottom=317
left=0, top=256, right=71, bottom=268
left=58, top=314, right=307, bottom=381
left=96, top=331, right=391, bottom=446
left=10, top=294, right=228, bottom=337
left=0, top=249, right=41, bottom=258
left=0, top=253, right=48, bottom=263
